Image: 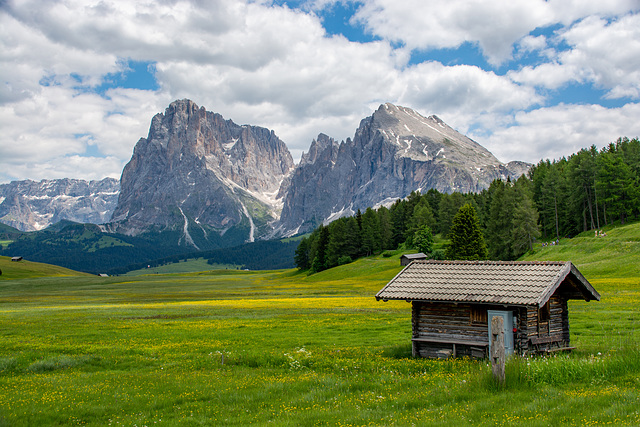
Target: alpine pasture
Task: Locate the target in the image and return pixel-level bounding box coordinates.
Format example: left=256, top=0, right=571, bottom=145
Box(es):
left=0, top=223, right=639, bottom=426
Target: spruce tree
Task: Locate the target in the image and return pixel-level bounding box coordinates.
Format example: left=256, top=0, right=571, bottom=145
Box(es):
left=445, top=203, right=488, bottom=260
left=311, top=224, right=330, bottom=273
left=413, top=225, right=434, bottom=255
left=361, top=207, right=381, bottom=256
left=294, top=237, right=310, bottom=270
left=377, top=206, right=394, bottom=250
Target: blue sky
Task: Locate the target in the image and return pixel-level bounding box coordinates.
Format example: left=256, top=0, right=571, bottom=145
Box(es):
left=1, top=0, right=639, bottom=183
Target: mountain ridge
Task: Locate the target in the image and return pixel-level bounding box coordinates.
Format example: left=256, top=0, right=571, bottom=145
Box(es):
left=276, top=102, right=529, bottom=235
left=1, top=100, right=530, bottom=243
left=0, top=177, right=119, bottom=232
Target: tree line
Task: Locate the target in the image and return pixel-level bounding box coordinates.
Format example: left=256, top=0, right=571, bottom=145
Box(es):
left=530, top=137, right=640, bottom=239
left=295, top=137, right=640, bottom=272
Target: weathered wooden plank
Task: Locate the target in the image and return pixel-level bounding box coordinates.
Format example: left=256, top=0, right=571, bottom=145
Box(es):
left=530, top=334, right=563, bottom=345
left=412, top=336, right=488, bottom=346
left=490, top=316, right=505, bottom=384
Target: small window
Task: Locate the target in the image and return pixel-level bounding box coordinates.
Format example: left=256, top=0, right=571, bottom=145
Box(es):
left=470, top=307, right=487, bottom=324
left=539, top=302, right=550, bottom=322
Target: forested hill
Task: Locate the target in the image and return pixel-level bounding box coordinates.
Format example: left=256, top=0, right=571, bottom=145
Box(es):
left=530, top=137, right=639, bottom=238
left=296, top=137, right=640, bottom=272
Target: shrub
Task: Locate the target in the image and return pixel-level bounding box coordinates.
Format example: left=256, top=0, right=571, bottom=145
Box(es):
left=337, top=255, right=353, bottom=265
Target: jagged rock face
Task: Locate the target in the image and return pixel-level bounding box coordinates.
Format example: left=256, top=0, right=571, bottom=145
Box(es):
left=0, top=178, right=119, bottom=231
left=278, top=103, right=530, bottom=234
left=110, top=99, right=295, bottom=240
left=1, top=101, right=530, bottom=243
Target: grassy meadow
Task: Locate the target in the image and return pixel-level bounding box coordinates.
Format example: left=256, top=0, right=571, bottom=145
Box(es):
left=123, top=258, right=239, bottom=276
left=1, top=224, right=639, bottom=426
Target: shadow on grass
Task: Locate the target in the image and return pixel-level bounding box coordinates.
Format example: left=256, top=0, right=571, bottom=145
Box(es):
left=380, top=343, right=413, bottom=359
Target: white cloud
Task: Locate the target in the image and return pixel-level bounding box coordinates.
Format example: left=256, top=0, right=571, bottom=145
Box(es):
left=559, top=14, right=640, bottom=99
left=351, top=0, right=554, bottom=65
left=0, top=84, right=165, bottom=182
left=517, top=35, right=548, bottom=54
left=546, top=0, right=639, bottom=24
left=398, top=62, right=542, bottom=116
left=3, top=155, right=125, bottom=183
left=507, top=14, right=640, bottom=98
left=508, top=62, right=579, bottom=90
left=349, top=0, right=639, bottom=65
left=475, top=103, right=640, bottom=163
left=1, top=0, right=639, bottom=185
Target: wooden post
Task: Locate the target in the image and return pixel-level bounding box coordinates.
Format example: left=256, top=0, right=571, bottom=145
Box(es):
left=491, top=316, right=505, bottom=384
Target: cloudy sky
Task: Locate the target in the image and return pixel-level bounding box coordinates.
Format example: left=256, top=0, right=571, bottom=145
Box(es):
left=1, top=0, right=639, bottom=183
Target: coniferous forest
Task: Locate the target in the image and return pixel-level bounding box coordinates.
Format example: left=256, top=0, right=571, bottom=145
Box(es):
left=295, top=137, right=640, bottom=272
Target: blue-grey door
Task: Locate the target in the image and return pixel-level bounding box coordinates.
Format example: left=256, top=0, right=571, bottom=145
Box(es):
left=487, top=310, right=514, bottom=356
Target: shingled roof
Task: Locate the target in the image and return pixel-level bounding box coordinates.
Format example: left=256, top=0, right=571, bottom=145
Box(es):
left=376, top=260, right=600, bottom=307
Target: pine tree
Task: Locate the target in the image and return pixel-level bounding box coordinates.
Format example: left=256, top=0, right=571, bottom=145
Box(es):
left=438, top=192, right=466, bottom=237
left=390, top=199, right=408, bottom=247
left=511, top=194, right=541, bottom=257
left=377, top=206, right=395, bottom=250
left=361, top=207, right=381, bottom=256
left=413, top=225, right=434, bottom=255
left=405, top=198, right=435, bottom=246
left=294, top=237, right=310, bottom=270
left=311, top=224, right=330, bottom=273
left=486, top=180, right=516, bottom=259
left=598, top=150, right=637, bottom=224
left=445, top=203, right=488, bottom=260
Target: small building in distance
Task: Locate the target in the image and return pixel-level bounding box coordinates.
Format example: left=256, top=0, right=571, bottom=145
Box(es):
left=400, top=253, right=427, bottom=266
left=376, top=260, right=600, bottom=359
left=11, top=256, right=23, bottom=262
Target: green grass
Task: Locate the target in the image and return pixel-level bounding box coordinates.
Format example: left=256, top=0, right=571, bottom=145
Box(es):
left=123, top=257, right=240, bottom=276
left=0, top=256, right=91, bottom=280
left=521, top=221, right=640, bottom=278
left=0, top=228, right=639, bottom=425
left=87, top=235, right=134, bottom=252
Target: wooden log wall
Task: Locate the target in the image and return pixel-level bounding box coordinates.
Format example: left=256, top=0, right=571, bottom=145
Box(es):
left=524, top=294, right=571, bottom=353
left=515, top=306, right=529, bottom=354
left=413, top=302, right=489, bottom=342
left=412, top=302, right=493, bottom=359
left=411, top=294, right=574, bottom=358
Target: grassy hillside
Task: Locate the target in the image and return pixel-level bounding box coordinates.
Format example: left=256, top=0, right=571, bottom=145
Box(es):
left=520, top=221, right=640, bottom=279
left=0, top=227, right=638, bottom=425
left=123, top=257, right=240, bottom=276
left=0, top=256, right=90, bottom=280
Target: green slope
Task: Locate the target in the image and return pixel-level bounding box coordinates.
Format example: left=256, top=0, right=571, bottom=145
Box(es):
left=123, top=257, right=240, bottom=276
left=0, top=256, right=91, bottom=280
left=520, top=221, right=640, bottom=279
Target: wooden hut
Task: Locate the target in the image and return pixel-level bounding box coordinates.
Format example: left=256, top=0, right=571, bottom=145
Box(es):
left=400, top=253, right=427, bottom=266
left=375, top=260, right=600, bottom=359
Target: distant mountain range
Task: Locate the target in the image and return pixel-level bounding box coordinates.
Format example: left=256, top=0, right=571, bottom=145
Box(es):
left=0, top=100, right=530, bottom=271
left=0, top=178, right=119, bottom=231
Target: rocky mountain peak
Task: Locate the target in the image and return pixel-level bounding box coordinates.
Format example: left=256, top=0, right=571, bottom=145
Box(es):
left=110, top=100, right=295, bottom=245
left=277, top=103, right=529, bottom=234
left=300, top=133, right=340, bottom=166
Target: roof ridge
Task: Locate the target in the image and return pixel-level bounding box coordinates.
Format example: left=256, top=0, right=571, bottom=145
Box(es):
left=376, top=259, right=597, bottom=306
left=416, top=260, right=568, bottom=265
